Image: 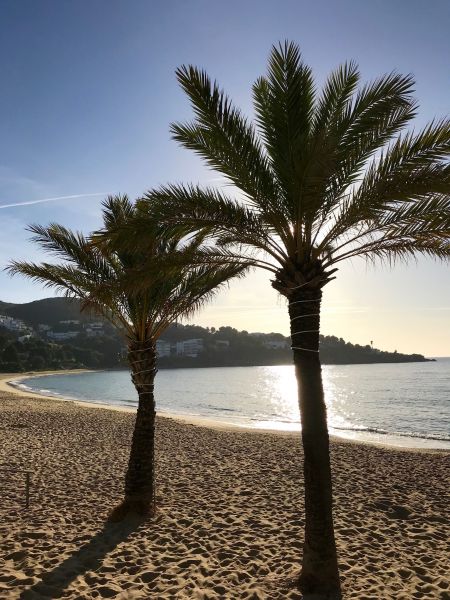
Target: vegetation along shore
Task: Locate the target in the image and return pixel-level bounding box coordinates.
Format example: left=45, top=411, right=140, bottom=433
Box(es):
left=1, top=297, right=432, bottom=373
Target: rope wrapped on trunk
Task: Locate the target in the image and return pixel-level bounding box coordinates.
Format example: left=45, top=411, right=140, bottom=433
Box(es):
left=291, top=346, right=320, bottom=353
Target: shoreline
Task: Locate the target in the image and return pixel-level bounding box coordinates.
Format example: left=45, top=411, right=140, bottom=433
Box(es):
left=1, top=370, right=449, bottom=452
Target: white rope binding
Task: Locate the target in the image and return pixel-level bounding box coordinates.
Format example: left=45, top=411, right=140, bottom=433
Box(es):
left=289, top=281, right=313, bottom=290
left=291, top=346, right=320, bottom=353
left=132, top=368, right=157, bottom=376
left=289, top=299, right=318, bottom=306
left=290, top=313, right=320, bottom=321
left=292, top=330, right=320, bottom=334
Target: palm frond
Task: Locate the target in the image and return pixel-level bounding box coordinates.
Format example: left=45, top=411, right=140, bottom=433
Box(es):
left=313, top=61, right=360, bottom=134
left=308, top=72, right=416, bottom=232
left=318, top=119, right=450, bottom=252
left=173, top=65, right=278, bottom=209
left=252, top=41, right=315, bottom=216
left=7, top=261, right=88, bottom=298
left=27, top=223, right=89, bottom=264
left=101, top=194, right=135, bottom=229
left=140, top=185, right=287, bottom=265
left=163, top=260, right=249, bottom=325
left=332, top=236, right=450, bottom=266
left=9, top=194, right=251, bottom=344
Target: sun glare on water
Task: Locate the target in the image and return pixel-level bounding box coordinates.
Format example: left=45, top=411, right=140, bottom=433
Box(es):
left=249, top=365, right=359, bottom=433
left=250, top=366, right=300, bottom=431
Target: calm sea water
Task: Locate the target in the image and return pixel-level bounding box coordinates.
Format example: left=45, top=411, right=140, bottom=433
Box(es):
left=13, top=359, right=450, bottom=449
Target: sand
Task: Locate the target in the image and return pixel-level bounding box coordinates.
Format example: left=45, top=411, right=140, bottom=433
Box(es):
left=0, top=385, right=449, bottom=599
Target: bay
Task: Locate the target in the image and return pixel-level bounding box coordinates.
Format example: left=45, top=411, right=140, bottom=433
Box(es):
left=14, top=359, right=450, bottom=449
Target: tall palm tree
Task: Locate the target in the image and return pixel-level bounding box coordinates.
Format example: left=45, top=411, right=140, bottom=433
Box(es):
left=132, top=43, right=450, bottom=597
left=8, top=195, right=247, bottom=519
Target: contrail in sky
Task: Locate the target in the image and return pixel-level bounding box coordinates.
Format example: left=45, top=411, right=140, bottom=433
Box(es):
left=0, top=192, right=106, bottom=210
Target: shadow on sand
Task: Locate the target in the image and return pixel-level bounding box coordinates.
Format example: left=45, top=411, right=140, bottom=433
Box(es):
left=20, top=516, right=143, bottom=599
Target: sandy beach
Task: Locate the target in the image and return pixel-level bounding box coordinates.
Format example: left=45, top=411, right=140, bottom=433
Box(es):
left=0, top=381, right=449, bottom=599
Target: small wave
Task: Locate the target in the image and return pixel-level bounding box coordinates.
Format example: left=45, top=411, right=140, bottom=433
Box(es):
left=393, top=430, right=450, bottom=442
left=12, top=381, right=57, bottom=396
left=207, top=406, right=237, bottom=413
left=332, top=425, right=388, bottom=434
left=249, top=417, right=300, bottom=424
left=10, top=380, right=79, bottom=401
left=331, top=425, right=450, bottom=442
left=8, top=380, right=32, bottom=392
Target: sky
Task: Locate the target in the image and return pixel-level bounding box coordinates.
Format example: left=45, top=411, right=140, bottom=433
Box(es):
left=0, top=0, right=449, bottom=356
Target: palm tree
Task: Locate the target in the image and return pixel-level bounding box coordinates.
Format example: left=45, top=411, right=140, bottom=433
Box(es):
left=133, top=43, right=450, bottom=597
left=8, top=195, right=247, bottom=519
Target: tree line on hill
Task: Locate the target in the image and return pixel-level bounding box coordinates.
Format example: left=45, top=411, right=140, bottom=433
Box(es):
left=157, top=324, right=431, bottom=367
left=0, top=297, right=431, bottom=372
left=0, top=328, right=123, bottom=372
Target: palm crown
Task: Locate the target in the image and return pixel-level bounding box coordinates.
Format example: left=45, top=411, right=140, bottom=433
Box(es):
left=140, top=41, right=450, bottom=296
left=8, top=195, right=247, bottom=343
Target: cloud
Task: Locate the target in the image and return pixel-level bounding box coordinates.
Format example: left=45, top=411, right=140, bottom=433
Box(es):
left=0, top=192, right=106, bottom=210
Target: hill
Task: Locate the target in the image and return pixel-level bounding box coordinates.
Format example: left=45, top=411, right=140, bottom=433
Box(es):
left=0, top=297, right=432, bottom=373
left=0, top=301, right=13, bottom=313
left=2, top=297, right=98, bottom=326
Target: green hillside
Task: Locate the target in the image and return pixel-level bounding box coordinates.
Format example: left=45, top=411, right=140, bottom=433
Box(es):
left=0, top=297, right=431, bottom=373
left=2, top=297, right=100, bottom=326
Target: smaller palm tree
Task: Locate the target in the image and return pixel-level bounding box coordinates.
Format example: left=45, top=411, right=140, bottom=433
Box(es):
left=8, top=195, right=247, bottom=518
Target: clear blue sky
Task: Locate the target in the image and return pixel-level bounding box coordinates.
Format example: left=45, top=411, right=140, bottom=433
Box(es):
left=0, top=0, right=449, bottom=354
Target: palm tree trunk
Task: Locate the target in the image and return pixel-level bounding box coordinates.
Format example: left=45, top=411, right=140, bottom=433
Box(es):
left=110, top=340, right=157, bottom=520
left=289, top=289, right=341, bottom=598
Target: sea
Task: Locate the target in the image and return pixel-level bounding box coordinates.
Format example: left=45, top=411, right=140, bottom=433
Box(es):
left=11, top=359, right=450, bottom=450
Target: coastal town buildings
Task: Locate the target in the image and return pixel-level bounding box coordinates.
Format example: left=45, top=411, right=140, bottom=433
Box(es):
left=0, top=315, right=29, bottom=332
left=1, top=309, right=293, bottom=365
left=263, top=339, right=289, bottom=350
left=47, top=331, right=79, bottom=341
left=156, top=340, right=171, bottom=357
left=176, top=338, right=204, bottom=357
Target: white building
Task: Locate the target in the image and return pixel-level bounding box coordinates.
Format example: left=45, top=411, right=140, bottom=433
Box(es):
left=156, top=339, right=171, bottom=357
left=18, top=334, right=33, bottom=342
left=38, top=323, right=51, bottom=332
left=84, top=328, right=103, bottom=338
left=0, top=315, right=28, bottom=332
left=176, top=338, right=204, bottom=357
left=47, top=331, right=79, bottom=341
left=60, top=319, right=80, bottom=325
left=263, top=339, right=288, bottom=350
